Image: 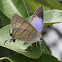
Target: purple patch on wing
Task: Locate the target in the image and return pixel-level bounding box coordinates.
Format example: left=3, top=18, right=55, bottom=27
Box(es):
left=30, top=16, right=43, bottom=33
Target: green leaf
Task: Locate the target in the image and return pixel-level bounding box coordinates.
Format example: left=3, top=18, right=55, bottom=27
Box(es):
left=0, top=10, right=10, bottom=28
left=44, top=10, right=62, bottom=26
left=35, top=0, right=62, bottom=10
left=0, top=26, right=51, bottom=59
left=35, top=0, right=49, bottom=6
left=45, top=0, right=62, bottom=10
left=0, top=25, right=42, bottom=58
left=25, top=0, right=50, bottom=12
left=0, top=25, right=51, bottom=59
left=0, top=48, right=60, bottom=62
left=40, top=54, right=61, bottom=62
left=0, top=54, right=60, bottom=62
left=0, top=0, right=50, bottom=20
left=0, top=0, right=29, bottom=19
left=9, top=54, right=61, bottom=62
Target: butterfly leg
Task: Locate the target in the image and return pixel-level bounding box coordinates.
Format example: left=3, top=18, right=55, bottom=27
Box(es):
left=38, top=40, right=42, bottom=48
left=31, top=44, right=33, bottom=50
left=36, top=41, right=38, bottom=49
left=23, top=42, right=29, bottom=45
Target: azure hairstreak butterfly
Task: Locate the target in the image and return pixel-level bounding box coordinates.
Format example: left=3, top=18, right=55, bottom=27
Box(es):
left=4, top=5, right=43, bottom=45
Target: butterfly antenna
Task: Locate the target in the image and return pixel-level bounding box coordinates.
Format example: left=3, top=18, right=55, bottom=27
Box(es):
left=4, top=39, right=10, bottom=45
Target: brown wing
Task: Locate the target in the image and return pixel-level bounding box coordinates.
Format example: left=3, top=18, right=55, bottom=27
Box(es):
left=11, top=14, right=38, bottom=41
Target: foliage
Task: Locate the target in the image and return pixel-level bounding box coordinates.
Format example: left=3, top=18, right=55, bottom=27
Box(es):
left=0, top=0, right=62, bottom=62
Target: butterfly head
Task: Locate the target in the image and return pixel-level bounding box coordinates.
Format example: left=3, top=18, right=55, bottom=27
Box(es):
left=9, top=32, right=15, bottom=42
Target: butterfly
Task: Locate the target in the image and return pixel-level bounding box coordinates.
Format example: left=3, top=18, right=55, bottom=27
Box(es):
left=4, top=5, right=43, bottom=45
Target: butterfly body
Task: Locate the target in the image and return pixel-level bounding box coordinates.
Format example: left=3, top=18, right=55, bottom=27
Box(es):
left=4, top=5, right=43, bottom=44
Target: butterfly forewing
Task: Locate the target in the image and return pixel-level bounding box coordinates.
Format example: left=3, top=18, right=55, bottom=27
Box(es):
left=29, top=6, right=43, bottom=33
left=11, top=14, right=38, bottom=41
